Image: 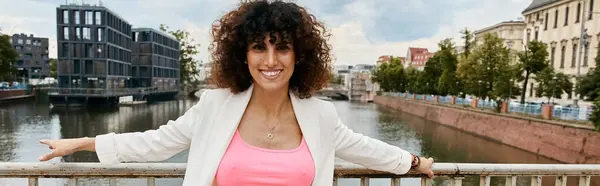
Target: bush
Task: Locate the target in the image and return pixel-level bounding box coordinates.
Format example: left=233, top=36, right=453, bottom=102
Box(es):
left=591, top=94, right=600, bottom=131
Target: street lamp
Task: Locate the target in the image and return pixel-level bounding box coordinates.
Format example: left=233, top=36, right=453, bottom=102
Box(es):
left=552, top=76, right=558, bottom=104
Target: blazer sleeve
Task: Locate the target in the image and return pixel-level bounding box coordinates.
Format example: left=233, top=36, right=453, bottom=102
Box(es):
left=331, top=105, right=413, bottom=174
left=94, top=90, right=210, bottom=164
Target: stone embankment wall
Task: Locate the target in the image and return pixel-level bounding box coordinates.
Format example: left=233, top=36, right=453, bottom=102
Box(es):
left=374, top=96, right=600, bottom=164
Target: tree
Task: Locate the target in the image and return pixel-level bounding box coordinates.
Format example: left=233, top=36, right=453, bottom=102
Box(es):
left=372, top=59, right=406, bottom=92
left=534, top=68, right=573, bottom=103
left=415, top=53, right=442, bottom=95
left=436, top=38, right=460, bottom=96
left=49, top=58, right=57, bottom=78
left=576, top=42, right=600, bottom=101
left=518, top=41, right=549, bottom=104
left=0, top=34, right=18, bottom=81
left=405, top=67, right=422, bottom=93
left=461, top=33, right=515, bottom=112
left=590, top=95, right=600, bottom=131
left=459, top=28, right=475, bottom=59
left=159, top=24, right=200, bottom=90
left=328, top=72, right=343, bottom=85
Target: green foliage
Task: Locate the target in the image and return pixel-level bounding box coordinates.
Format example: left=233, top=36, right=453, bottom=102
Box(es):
left=591, top=95, right=600, bottom=131
left=159, top=24, right=200, bottom=90
left=329, top=73, right=343, bottom=85
left=49, top=58, right=57, bottom=78
left=518, top=40, right=549, bottom=103
left=436, top=38, right=459, bottom=96
left=459, top=28, right=475, bottom=59
left=0, top=34, right=18, bottom=81
left=576, top=42, right=600, bottom=101
left=372, top=59, right=406, bottom=92
left=533, top=68, right=573, bottom=102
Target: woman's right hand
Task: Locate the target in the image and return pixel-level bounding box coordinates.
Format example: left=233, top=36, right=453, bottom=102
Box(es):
left=38, top=137, right=96, bottom=161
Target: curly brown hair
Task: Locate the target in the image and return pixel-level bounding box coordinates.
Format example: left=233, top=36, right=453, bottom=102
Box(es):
left=209, top=0, right=332, bottom=99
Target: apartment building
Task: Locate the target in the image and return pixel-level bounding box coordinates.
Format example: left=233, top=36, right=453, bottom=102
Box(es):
left=522, top=0, right=598, bottom=104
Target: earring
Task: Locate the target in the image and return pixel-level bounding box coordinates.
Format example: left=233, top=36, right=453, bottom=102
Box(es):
left=244, top=61, right=247, bottom=64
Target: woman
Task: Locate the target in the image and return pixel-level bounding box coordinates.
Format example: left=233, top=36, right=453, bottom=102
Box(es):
left=38, top=0, right=435, bottom=185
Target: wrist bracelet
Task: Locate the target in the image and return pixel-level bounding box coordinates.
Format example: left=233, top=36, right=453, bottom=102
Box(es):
left=411, top=154, right=420, bottom=169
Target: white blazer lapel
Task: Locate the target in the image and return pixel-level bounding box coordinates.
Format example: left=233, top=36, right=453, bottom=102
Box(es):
left=204, top=85, right=254, bottom=180
left=290, top=93, right=321, bottom=176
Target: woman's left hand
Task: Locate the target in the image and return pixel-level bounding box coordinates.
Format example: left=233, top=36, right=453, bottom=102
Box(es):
left=415, top=157, right=435, bottom=178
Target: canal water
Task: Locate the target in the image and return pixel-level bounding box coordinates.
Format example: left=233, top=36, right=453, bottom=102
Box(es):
left=0, top=99, right=594, bottom=186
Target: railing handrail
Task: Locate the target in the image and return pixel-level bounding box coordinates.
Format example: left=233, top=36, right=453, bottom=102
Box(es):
left=1, top=163, right=600, bottom=178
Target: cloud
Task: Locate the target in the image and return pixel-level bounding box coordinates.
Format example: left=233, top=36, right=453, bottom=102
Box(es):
left=0, top=0, right=533, bottom=65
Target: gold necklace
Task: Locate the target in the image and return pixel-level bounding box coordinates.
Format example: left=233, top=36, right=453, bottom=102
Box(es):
left=263, top=117, right=280, bottom=140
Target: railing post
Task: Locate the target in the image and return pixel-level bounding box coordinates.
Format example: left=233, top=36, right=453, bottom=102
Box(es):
left=555, top=175, right=567, bottom=186
left=451, top=177, right=464, bottom=186
left=579, top=176, right=591, bottom=186
left=450, top=96, right=456, bottom=104
left=360, top=177, right=370, bottom=186
left=501, top=101, right=509, bottom=113
left=480, top=175, right=490, bottom=186
left=472, top=99, right=479, bottom=109
left=542, top=104, right=554, bottom=119
left=421, top=178, right=433, bottom=186
left=332, top=177, right=338, bottom=186
left=505, top=176, right=517, bottom=186
left=390, top=178, right=401, bottom=186
left=531, top=176, right=542, bottom=186
left=110, top=178, right=117, bottom=186
left=27, top=178, right=38, bottom=186
left=68, top=178, right=77, bottom=186
left=147, top=177, right=156, bottom=186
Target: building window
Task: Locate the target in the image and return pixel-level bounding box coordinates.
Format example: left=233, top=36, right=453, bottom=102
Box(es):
left=85, top=11, right=93, bottom=25
left=97, top=28, right=103, bottom=41
left=590, top=0, right=595, bottom=20
left=63, top=10, right=69, bottom=24
left=526, top=32, right=531, bottom=42
left=74, top=10, right=80, bottom=24
left=61, top=43, right=69, bottom=57
left=26, top=39, right=31, bottom=45
left=63, top=27, right=69, bottom=40
left=75, top=27, right=81, bottom=40
left=554, top=9, right=559, bottom=28
left=565, top=7, right=569, bottom=26
left=583, top=43, right=589, bottom=66
left=560, top=45, right=566, bottom=68
left=535, top=30, right=539, bottom=40
left=95, top=11, right=102, bottom=25
left=544, top=12, right=549, bottom=30
left=83, top=27, right=91, bottom=40
left=550, top=46, right=556, bottom=68
left=571, top=43, right=577, bottom=67
left=577, top=3, right=581, bottom=23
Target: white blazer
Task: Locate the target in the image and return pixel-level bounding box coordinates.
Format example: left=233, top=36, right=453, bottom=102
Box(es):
left=95, top=84, right=413, bottom=186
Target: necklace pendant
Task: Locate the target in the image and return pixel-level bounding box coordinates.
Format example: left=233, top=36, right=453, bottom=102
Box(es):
left=266, top=133, right=274, bottom=140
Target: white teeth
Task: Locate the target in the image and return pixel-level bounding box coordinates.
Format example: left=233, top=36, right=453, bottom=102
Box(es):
left=261, top=70, right=281, bottom=77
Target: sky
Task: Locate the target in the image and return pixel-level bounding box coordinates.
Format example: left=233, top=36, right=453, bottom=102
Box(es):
left=0, top=0, right=533, bottom=66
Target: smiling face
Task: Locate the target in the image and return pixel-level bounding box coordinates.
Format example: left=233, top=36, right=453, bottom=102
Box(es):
left=246, top=33, right=295, bottom=92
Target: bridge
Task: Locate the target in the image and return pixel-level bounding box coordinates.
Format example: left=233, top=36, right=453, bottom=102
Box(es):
left=2, top=162, right=597, bottom=186
left=315, top=87, right=349, bottom=100
left=47, top=87, right=179, bottom=107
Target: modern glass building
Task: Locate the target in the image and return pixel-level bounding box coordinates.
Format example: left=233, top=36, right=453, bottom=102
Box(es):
left=10, top=33, right=50, bottom=80
left=131, top=28, right=180, bottom=90
left=56, top=4, right=132, bottom=89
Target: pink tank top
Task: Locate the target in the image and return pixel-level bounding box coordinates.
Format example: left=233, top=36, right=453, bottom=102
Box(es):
left=215, top=130, right=315, bottom=186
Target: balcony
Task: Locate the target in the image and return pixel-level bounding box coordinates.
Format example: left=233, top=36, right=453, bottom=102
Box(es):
left=2, top=163, right=598, bottom=186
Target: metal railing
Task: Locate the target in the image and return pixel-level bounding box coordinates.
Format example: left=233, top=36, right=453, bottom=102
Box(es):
left=383, top=92, right=596, bottom=122
left=1, top=163, right=598, bottom=186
